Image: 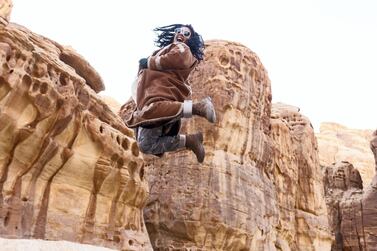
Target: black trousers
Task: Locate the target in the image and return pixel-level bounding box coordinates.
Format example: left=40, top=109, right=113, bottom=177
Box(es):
left=136, top=120, right=183, bottom=156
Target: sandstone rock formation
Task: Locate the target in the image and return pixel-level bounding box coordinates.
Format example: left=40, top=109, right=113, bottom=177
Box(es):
left=0, top=21, right=151, bottom=250
left=132, top=40, right=332, bottom=250
left=324, top=131, right=377, bottom=250
left=317, top=122, right=374, bottom=186
left=0, top=0, right=12, bottom=23
left=0, top=237, right=115, bottom=251
left=323, top=161, right=363, bottom=250
left=100, top=95, right=122, bottom=115
left=4, top=6, right=374, bottom=249
left=270, top=103, right=332, bottom=251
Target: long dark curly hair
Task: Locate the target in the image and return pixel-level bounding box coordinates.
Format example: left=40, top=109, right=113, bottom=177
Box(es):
left=154, top=24, right=205, bottom=61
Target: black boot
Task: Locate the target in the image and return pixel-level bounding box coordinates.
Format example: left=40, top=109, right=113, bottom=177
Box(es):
left=192, top=97, right=216, bottom=123
left=185, top=132, right=205, bottom=163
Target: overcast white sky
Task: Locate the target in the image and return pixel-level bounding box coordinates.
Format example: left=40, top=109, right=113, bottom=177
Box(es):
left=10, top=0, right=376, bottom=131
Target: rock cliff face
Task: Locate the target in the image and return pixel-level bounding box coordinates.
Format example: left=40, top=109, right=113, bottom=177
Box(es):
left=323, top=161, right=364, bottom=250
left=3, top=7, right=374, bottom=250
left=270, top=103, right=332, bottom=251
left=317, top=123, right=374, bottom=186
left=0, top=237, right=115, bottom=251
left=0, top=21, right=151, bottom=250
left=140, top=40, right=332, bottom=250
left=324, top=131, right=377, bottom=250
left=0, top=0, right=12, bottom=23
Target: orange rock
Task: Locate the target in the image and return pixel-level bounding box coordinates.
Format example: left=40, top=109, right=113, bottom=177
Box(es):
left=0, top=0, right=12, bottom=24
left=324, top=131, right=377, bottom=250
left=317, top=122, right=374, bottom=186
left=0, top=22, right=151, bottom=250
left=139, top=40, right=332, bottom=250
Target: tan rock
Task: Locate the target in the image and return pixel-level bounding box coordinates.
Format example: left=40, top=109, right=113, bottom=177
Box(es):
left=371, top=130, right=377, bottom=167
left=0, top=0, right=12, bottom=24
left=0, top=237, right=116, bottom=251
left=0, top=23, right=151, bottom=250
left=324, top=162, right=366, bottom=251
left=60, top=46, right=105, bottom=93
left=362, top=130, right=377, bottom=249
left=100, top=95, right=122, bottom=115
left=271, top=103, right=332, bottom=251
left=135, top=40, right=332, bottom=250
left=317, top=122, right=375, bottom=186
left=324, top=131, right=377, bottom=250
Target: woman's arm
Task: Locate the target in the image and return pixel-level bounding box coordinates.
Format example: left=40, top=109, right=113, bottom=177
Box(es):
left=148, top=43, right=196, bottom=71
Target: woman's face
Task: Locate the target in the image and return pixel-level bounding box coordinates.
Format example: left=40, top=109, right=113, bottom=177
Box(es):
left=173, top=26, right=192, bottom=44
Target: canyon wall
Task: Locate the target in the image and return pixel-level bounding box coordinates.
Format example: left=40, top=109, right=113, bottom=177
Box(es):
left=0, top=0, right=12, bottom=23
left=323, top=130, right=377, bottom=250
left=0, top=20, right=151, bottom=250
left=137, top=40, right=332, bottom=250
left=2, top=3, right=375, bottom=250
left=317, top=123, right=374, bottom=186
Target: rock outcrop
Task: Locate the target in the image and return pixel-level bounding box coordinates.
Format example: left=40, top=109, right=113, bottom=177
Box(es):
left=4, top=4, right=375, bottom=249
left=136, top=40, right=332, bottom=250
left=270, top=103, right=332, bottom=251
left=317, top=122, right=374, bottom=186
left=0, top=21, right=151, bottom=250
left=324, top=131, right=377, bottom=250
left=0, top=237, right=115, bottom=251
left=0, top=0, right=12, bottom=24
left=323, top=161, right=364, bottom=250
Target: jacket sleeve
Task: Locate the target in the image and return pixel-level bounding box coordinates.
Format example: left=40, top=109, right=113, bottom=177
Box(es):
left=148, top=43, right=197, bottom=71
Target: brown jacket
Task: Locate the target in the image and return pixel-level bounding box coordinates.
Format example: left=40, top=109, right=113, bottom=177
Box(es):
left=124, top=42, right=197, bottom=128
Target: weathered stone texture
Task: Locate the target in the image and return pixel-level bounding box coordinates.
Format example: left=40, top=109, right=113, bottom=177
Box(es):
left=0, top=22, right=151, bottom=250
left=324, top=130, right=377, bottom=251
left=362, top=130, right=377, bottom=250
left=324, top=161, right=364, bottom=251
left=0, top=237, right=116, bottom=251
left=141, top=40, right=332, bottom=250
left=270, top=103, right=332, bottom=251
left=317, top=122, right=374, bottom=186
left=0, top=0, right=12, bottom=23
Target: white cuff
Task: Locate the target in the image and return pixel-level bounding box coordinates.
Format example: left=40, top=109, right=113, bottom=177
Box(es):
left=179, top=134, right=186, bottom=148
left=183, top=100, right=192, bottom=118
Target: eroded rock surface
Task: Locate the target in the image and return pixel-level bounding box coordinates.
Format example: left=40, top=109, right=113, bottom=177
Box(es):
left=317, top=122, right=374, bottom=186
left=0, top=22, right=151, bottom=250
left=270, top=103, right=332, bottom=251
left=136, top=40, right=332, bottom=250
left=0, top=237, right=116, bottom=251
left=324, top=161, right=363, bottom=251
left=324, top=131, right=377, bottom=250
left=364, top=130, right=377, bottom=249
left=0, top=0, right=12, bottom=23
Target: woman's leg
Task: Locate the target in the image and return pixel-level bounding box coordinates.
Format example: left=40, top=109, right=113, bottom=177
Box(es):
left=137, top=126, right=184, bottom=155
left=137, top=126, right=205, bottom=163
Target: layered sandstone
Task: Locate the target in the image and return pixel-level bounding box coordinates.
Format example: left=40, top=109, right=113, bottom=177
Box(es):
left=270, top=103, right=332, bottom=251
left=0, top=237, right=115, bottom=251
left=324, top=131, right=377, bottom=250
left=317, top=122, right=374, bottom=186
left=0, top=21, right=151, bottom=250
left=323, top=161, right=364, bottom=250
left=0, top=0, right=12, bottom=23
left=135, top=40, right=332, bottom=250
